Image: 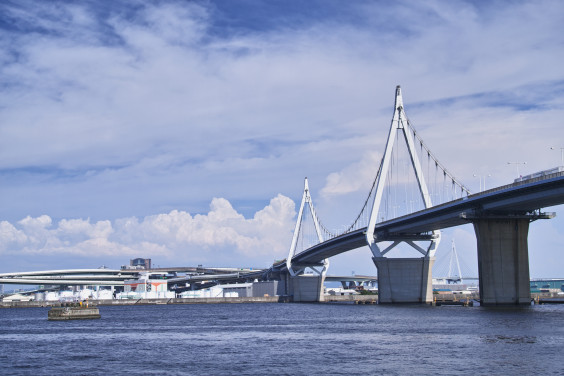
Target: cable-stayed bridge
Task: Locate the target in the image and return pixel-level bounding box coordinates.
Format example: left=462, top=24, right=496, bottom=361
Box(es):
left=3, top=86, right=563, bottom=306
left=277, top=170, right=562, bottom=266
left=273, top=86, right=564, bottom=305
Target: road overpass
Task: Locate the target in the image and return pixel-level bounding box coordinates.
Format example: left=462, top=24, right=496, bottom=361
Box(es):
left=0, top=266, right=265, bottom=288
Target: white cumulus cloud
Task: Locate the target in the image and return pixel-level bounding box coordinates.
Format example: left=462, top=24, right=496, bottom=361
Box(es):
left=0, top=195, right=296, bottom=267
left=321, top=151, right=381, bottom=197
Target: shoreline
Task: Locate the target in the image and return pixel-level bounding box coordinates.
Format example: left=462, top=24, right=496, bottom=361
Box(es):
left=1, top=296, right=285, bottom=308
left=1, top=294, right=383, bottom=308
left=3, top=294, right=561, bottom=308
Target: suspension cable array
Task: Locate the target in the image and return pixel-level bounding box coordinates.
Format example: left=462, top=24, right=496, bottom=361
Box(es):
left=292, top=87, right=472, bottom=252
left=406, top=119, right=471, bottom=197
left=342, top=158, right=384, bottom=234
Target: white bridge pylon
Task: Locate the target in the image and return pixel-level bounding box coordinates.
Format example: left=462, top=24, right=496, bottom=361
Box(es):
left=448, top=239, right=463, bottom=283
left=286, top=178, right=328, bottom=277
left=366, top=86, right=441, bottom=258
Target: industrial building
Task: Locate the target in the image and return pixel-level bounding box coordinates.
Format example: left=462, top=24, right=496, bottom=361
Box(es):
left=530, top=279, right=564, bottom=294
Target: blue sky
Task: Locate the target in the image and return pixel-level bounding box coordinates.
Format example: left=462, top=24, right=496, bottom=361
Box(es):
left=1, top=0, right=563, bottom=277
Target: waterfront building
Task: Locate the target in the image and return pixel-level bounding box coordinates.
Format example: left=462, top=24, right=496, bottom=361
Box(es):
left=2, top=293, right=33, bottom=302
left=530, top=279, right=564, bottom=293
left=326, top=287, right=359, bottom=296
left=177, top=281, right=279, bottom=299
left=432, top=284, right=474, bottom=294
left=127, top=258, right=152, bottom=270
left=178, top=284, right=249, bottom=298
left=118, top=273, right=174, bottom=299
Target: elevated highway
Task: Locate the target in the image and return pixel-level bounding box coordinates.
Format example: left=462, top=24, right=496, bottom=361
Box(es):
left=0, top=266, right=265, bottom=287
left=0, top=269, right=137, bottom=286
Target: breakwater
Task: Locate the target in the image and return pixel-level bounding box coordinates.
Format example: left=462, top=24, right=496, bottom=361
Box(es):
left=47, top=306, right=101, bottom=320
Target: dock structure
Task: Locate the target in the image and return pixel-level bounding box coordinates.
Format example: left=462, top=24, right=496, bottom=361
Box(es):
left=47, top=306, right=101, bottom=320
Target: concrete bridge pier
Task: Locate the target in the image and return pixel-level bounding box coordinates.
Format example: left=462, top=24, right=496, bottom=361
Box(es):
left=473, top=218, right=531, bottom=306
left=373, top=257, right=435, bottom=304
left=284, top=272, right=326, bottom=302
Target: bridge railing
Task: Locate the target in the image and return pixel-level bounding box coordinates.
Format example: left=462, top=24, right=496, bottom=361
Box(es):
left=362, top=169, right=564, bottom=229
left=466, top=170, right=564, bottom=200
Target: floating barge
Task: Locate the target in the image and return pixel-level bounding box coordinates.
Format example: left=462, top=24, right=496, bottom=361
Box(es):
left=434, top=299, right=474, bottom=307
left=48, top=306, right=101, bottom=320
left=536, top=298, right=564, bottom=304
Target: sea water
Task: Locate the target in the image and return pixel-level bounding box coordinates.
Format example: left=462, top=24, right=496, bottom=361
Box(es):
left=1, top=303, right=563, bottom=375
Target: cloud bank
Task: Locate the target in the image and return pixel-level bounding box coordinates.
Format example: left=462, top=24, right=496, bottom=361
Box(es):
left=0, top=195, right=295, bottom=267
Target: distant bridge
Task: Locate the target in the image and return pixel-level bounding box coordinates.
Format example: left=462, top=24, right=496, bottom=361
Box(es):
left=0, top=266, right=262, bottom=288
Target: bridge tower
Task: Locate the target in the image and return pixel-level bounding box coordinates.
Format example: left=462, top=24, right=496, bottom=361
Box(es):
left=285, top=178, right=328, bottom=302
left=366, top=86, right=440, bottom=304
left=447, top=240, right=463, bottom=284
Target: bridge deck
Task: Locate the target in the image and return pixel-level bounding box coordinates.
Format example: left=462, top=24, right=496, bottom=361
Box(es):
left=289, top=171, right=564, bottom=265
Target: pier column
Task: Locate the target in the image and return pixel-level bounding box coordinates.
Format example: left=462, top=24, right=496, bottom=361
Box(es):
left=473, top=218, right=531, bottom=305
left=290, top=274, right=326, bottom=302
left=373, top=257, right=434, bottom=304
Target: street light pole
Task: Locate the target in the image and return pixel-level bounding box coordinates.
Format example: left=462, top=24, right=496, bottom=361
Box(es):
left=507, top=162, right=527, bottom=178
left=473, top=174, right=492, bottom=191
left=484, top=174, right=491, bottom=190
left=550, top=147, right=564, bottom=166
